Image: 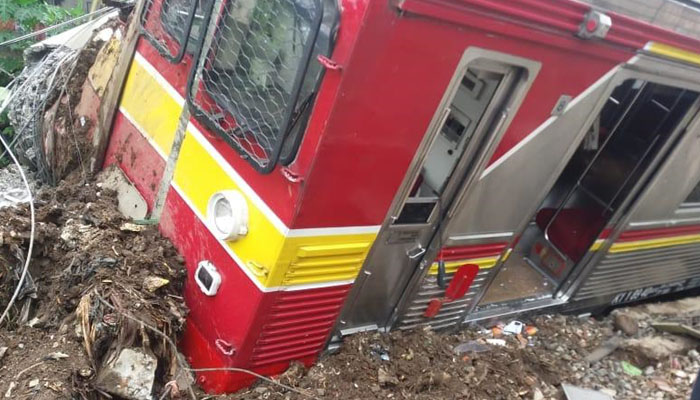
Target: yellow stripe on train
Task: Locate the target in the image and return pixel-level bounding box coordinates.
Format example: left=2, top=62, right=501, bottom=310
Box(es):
left=609, top=233, right=700, bottom=254
left=119, top=55, right=181, bottom=156
left=645, top=42, right=700, bottom=67
left=428, top=256, right=500, bottom=275
left=173, top=130, right=376, bottom=287
left=121, top=52, right=377, bottom=288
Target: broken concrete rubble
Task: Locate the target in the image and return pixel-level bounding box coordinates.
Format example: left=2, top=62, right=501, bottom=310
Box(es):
left=0, top=165, right=34, bottom=209
left=97, top=165, right=148, bottom=219
left=95, top=348, right=157, bottom=400
left=0, top=176, right=188, bottom=398
left=0, top=5, right=189, bottom=400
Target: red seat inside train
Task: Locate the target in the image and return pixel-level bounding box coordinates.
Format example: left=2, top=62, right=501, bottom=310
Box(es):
left=535, top=207, right=607, bottom=262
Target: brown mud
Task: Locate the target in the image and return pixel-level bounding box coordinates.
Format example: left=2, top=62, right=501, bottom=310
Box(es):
left=0, top=173, right=188, bottom=399
left=224, top=307, right=700, bottom=400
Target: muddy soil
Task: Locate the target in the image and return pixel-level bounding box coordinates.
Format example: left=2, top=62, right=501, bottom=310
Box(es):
left=49, top=37, right=103, bottom=182
left=0, top=175, right=698, bottom=400
left=0, top=173, right=188, bottom=399
left=223, top=301, right=700, bottom=400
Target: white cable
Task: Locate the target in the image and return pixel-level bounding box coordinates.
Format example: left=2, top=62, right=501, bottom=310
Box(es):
left=0, top=109, right=35, bottom=327
left=0, top=7, right=114, bottom=49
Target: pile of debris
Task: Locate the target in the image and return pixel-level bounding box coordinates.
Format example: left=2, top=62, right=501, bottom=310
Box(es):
left=228, top=298, right=700, bottom=400
left=0, top=172, right=189, bottom=399
left=0, top=6, right=192, bottom=399
left=5, top=10, right=124, bottom=185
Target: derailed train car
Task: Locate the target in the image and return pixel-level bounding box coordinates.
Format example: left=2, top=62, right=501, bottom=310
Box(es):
left=104, top=0, right=700, bottom=392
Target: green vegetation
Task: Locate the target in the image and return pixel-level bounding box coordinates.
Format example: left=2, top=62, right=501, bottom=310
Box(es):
left=0, top=0, right=84, bottom=165
left=0, top=0, right=83, bottom=84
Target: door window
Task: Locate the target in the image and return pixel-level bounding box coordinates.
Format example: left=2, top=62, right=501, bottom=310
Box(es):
left=536, top=80, right=698, bottom=264
left=394, top=68, right=505, bottom=225
left=680, top=181, right=700, bottom=209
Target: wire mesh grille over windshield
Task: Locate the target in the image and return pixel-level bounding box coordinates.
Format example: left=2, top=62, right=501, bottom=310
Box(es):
left=190, top=0, right=321, bottom=171
left=141, top=0, right=204, bottom=61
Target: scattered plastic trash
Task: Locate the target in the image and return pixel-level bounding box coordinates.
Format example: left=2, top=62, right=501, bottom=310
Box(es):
left=621, top=361, right=643, bottom=376
left=561, top=383, right=613, bottom=400
left=0, top=166, right=34, bottom=209
left=525, top=325, right=538, bottom=336
left=453, top=340, right=490, bottom=354
left=485, top=338, right=506, bottom=347
left=370, top=344, right=390, bottom=361
left=492, top=326, right=503, bottom=337
left=503, top=320, right=525, bottom=335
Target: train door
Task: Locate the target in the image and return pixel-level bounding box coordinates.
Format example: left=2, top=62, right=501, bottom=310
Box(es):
left=336, top=50, right=537, bottom=335
left=474, top=63, right=700, bottom=317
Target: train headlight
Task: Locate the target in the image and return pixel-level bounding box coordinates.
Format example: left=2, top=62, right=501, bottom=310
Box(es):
left=206, top=190, right=248, bottom=241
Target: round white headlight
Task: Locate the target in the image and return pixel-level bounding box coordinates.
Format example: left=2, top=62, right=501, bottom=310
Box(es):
left=206, top=190, right=248, bottom=241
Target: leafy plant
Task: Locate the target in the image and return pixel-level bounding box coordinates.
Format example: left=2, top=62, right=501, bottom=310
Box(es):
left=0, top=0, right=82, bottom=163
left=0, top=0, right=84, bottom=83
left=0, top=109, right=13, bottom=168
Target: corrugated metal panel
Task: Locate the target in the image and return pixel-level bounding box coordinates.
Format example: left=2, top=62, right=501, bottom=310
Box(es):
left=282, top=242, right=370, bottom=285
left=397, top=269, right=492, bottom=330
left=250, top=286, right=350, bottom=367
left=574, top=242, right=700, bottom=301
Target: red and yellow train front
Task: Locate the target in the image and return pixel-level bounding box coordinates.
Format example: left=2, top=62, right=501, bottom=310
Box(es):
left=103, top=0, right=385, bottom=392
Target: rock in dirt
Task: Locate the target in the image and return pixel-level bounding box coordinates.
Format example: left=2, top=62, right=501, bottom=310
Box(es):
left=4, top=382, right=16, bottom=398
left=624, top=335, right=696, bottom=360
left=45, top=352, right=69, bottom=360
left=120, top=222, right=147, bottom=232
left=584, top=338, right=622, bottom=363
left=532, top=388, right=544, bottom=400
left=643, top=297, right=700, bottom=315
left=95, top=348, right=157, bottom=400
left=143, top=276, right=170, bottom=292
left=0, top=347, right=7, bottom=363
left=562, top=383, right=613, bottom=400
left=97, top=166, right=147, bottom=219
left=614, top=313, right=638, bottom=336
left=378, top=367, right=399, bottom=386
left=453, top=340, right=490, bottom=354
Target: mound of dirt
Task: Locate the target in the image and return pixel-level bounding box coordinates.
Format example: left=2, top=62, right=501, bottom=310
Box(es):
left=227, top=307, right=700, bottom=400
left=0, top=174, right=188, bottom=399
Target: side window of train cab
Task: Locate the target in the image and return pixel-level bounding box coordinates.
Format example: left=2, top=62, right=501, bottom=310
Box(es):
left=680, top=181, right=700, bottom=210
left=160, top=0, right=210, bottom=54
left=183, top=0, right=338, bottom=172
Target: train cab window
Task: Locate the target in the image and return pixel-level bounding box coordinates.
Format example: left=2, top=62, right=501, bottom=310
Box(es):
left=187, top=0, right=327, bottom=172
left=160, top=0, right=210, bottom=54
left=394, top=67, right=505, bottom=225
left=142, top=0, right=205, bottom=62
left=680, top=181, right=700, bottom=209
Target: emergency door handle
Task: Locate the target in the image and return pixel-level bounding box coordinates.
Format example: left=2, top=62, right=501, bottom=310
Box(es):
left=407, top=244, right=427, bottom=260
